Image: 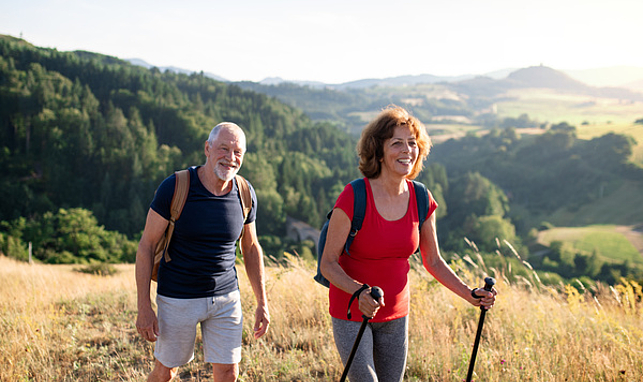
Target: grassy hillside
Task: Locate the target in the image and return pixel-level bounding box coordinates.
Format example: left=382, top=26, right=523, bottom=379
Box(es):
left=537, top=225, right=643, bottom=265
left=2, top=255, right=643, bottom=381
left=495, top=88, right=643, bottom=126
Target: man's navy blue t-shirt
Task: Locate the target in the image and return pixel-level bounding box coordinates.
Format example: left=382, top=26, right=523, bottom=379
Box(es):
left=150, top=166, right=257, bottom=299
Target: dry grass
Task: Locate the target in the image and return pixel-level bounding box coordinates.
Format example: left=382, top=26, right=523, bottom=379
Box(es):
left=2, top=254, right=643, bottom=381
left=0, top=259, right=150, bottom=381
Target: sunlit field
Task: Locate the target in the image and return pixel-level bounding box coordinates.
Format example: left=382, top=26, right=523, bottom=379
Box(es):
left=537, top=225, right=643, bottom=265
left=496, top=89, right=643, bottom=126
left=2, top=253, right=643, bottom=381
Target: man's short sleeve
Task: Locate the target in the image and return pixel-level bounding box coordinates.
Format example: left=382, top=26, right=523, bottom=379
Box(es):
left=149, top=174, right=176, bottom=221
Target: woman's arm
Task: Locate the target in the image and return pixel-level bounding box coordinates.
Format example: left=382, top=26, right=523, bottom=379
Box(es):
left=319, top=208, right=382, bottom=317
left=420, top=213, right=496, bottom=309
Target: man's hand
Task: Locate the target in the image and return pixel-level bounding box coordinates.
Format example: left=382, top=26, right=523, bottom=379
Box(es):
left=253, top=305, right=270, bottom=339
left=136, top=306, right=159, bottom=342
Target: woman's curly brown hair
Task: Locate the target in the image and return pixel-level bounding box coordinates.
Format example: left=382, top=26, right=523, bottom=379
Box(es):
left=357, top=105, right=432, bottom=179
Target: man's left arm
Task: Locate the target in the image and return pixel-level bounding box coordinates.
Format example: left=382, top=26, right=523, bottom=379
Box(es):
left=240, top=221, right=270, bottom=339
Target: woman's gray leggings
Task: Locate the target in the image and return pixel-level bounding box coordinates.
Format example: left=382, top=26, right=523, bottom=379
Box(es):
left=332, top=316, right=408, bottom=382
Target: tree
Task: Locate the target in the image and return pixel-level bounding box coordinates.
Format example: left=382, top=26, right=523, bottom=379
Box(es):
left=1, top=208, right=137, bottom=264
left=446, top=172, right=509, bottom=223
left=584, top=132, right=636, bottom=169
left=464, top=215, right=517, bottom=253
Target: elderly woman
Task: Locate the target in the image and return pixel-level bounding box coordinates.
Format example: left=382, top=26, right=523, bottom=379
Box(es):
left=320, top=106, right=496, bottom=382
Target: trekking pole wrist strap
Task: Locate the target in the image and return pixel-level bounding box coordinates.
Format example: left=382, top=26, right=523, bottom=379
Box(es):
left=347, top=284, right=370, bottom=319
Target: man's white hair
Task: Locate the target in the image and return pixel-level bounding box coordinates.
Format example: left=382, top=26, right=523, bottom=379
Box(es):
left=207, top=122, right=246, bottom=147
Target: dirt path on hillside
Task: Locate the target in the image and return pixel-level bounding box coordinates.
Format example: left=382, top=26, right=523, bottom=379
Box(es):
left=616, top=225, right=643, bottom=257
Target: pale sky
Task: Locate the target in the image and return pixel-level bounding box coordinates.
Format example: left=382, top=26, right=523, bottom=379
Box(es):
left=1, top=0, right=642, bottom=84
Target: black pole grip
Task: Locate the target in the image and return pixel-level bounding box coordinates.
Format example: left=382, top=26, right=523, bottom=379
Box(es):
left=472, top=277, right=496, bottom=301
left=370, top=286, right=383, bottom=300
left=477, top=277, right=496, bottom=311
left=483, top=277, right=496, bottom=292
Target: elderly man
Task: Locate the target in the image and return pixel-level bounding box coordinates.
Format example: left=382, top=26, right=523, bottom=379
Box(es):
left=135, top=122, right=270, bottom=382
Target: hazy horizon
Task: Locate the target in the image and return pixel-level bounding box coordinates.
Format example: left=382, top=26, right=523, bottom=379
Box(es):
left=1, top=0, right=642, bottom=84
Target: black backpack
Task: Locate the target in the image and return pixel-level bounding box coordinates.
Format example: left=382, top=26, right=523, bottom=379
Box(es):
left=314, top=178, right=430, bottom=287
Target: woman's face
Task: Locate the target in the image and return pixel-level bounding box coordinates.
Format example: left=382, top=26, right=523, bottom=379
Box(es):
left=380, top=124, right=418, bottom=178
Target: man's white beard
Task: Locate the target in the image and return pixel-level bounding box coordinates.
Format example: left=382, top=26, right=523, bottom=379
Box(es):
left=214, top=162, right=239, bottom=182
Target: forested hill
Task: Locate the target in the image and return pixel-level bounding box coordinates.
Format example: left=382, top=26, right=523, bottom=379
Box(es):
left=0, top=34, right=364, bottom=238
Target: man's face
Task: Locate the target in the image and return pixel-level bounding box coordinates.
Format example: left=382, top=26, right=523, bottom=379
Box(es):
left=206, top=127, right=246, bottom=182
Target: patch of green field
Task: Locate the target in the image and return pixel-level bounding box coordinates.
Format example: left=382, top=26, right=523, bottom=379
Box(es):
left=426, top=123, right=484, bottom=143
left=538, top=225, right=642, bottom=264
left=496, top=89, right=643, bottom=126
left=347, top=110, right=380, bottom=124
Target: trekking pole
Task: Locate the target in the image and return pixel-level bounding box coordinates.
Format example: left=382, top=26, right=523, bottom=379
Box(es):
left=339, top=286, right=384, bottom=382
left=466, top=277, right=496, bottom=382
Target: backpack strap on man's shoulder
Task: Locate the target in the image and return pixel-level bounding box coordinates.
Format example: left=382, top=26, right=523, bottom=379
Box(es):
left=235, top=175, right=252, bottom=221
left=345, top=178, right=367, bottom=255
left=170, top=169, right=190, bottom=220
left=235, top=175, right=253, bottom=243
left=163, top=169, right=190, bottom=263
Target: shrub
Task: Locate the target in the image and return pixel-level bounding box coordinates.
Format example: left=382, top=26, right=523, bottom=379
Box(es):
left=74, top=263, right=119, bottom=276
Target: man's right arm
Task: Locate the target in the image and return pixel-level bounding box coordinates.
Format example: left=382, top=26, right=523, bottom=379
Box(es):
left=135, top=208, right=168, bottom=342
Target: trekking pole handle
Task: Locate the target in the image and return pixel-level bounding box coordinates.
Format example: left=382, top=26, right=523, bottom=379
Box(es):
left=471, top=277, right=496, bottom=305
left=472, top=277, right=496, bottom=297
left=370, top=286, right=383, bottom=301
left=360, top=286, right=384, bottom=320
left=483, top=277, right=496, bottom=292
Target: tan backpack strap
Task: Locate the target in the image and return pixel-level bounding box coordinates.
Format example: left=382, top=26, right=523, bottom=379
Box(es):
left=236, top=175, right=252, bottom=221
left=235, top=175, right=253, bottom=244
left=164, top=169, right=190, bottom=263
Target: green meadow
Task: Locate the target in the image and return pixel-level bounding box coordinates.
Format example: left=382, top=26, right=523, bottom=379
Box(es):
left=537, top=225, right=642, bottom=264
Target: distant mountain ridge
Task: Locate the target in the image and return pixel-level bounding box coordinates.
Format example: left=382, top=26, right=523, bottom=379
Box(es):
left=125, top=57, right=643, bottom=94
left=125, top=58, right=227, bottom=82
left=124, top=58, right=509, bottom=87
left=126, top=55, right=643, bottom=131
left=507, top=65, right=589, bottom=91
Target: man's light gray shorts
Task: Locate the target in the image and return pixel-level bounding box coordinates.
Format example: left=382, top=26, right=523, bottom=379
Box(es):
left=154, top=290, right=243, bottom=368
